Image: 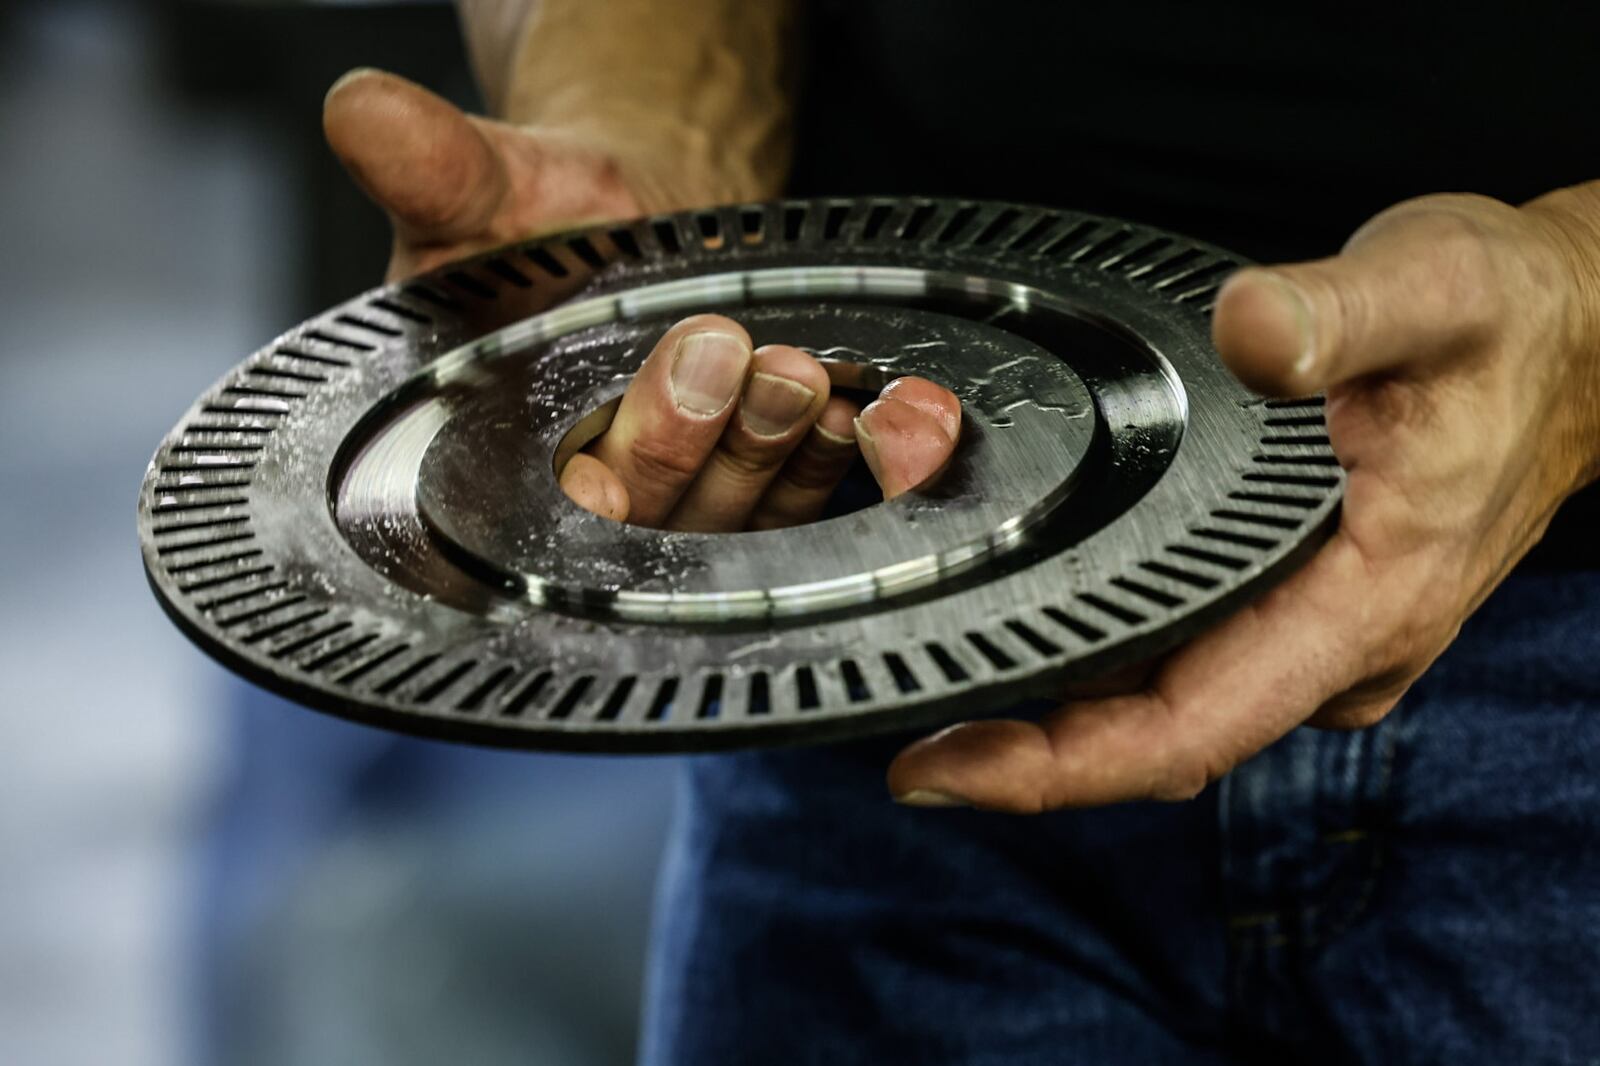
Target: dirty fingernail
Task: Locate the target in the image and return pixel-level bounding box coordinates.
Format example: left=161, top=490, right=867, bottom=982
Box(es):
left=854, top=416, right=881, bottom=472
left=670, top=331, right=750, bottom=416
left=740, top=372, right=816, bottom=437
left=894, top=788, right=968, bottom=808
left=814, top=422, right=855, bottom=446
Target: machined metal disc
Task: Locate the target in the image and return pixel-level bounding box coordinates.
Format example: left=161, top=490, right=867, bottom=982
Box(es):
left=138, top=199, right=1341, bottom=751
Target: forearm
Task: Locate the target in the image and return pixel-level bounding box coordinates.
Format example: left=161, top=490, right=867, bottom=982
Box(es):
left=457, top=0, right=537, bottom=113
left=457, top=0, right=798, bottom=209
left=1523, top=180, right=1600, bottom=492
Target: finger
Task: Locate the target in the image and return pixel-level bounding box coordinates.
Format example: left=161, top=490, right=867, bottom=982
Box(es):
left=880, top=376, right=963, bottom=441
left=323, top=68, right=509, bottom=246
left=587, top=315, right=753, bottom=527
left=558, top=453, right=629, bottom=522
left=747, top=397, right=862, bottom=530
left=666, top=346, right=831, bottom=532
left=1212, top=196, right=1511, bottom=396
left=855, top=384, right=960, bottom=499
left=887, top=534, right=1376, bottom=811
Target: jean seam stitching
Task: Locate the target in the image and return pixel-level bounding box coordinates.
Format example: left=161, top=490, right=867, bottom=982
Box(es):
left=1300, top=710, right=1402, bottom=950
left=1225, top=711, right=1403, bottom=952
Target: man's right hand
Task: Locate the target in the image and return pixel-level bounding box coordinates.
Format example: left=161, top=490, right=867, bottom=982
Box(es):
left=322, top=69, right=965, bottom=532
left=323, top=68, right=643, bottom=280
left=556, top=314, right=964, bottom=532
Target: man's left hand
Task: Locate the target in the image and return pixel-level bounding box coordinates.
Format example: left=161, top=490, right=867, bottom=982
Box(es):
left=889, top=190, right=1600, bottom=811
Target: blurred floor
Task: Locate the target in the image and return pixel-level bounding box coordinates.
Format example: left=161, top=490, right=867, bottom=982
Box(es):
left=0, top=4, right=677, bottom=1065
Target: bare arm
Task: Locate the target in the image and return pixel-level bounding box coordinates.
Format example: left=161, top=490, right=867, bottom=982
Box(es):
left=455, top=0, right=534, bottom=112
left=459, top=0, right=798, bottom=210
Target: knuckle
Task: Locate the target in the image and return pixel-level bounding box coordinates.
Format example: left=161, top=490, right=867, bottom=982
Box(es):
left=627, top=434, right=707, bottom=486
left=777, top=449, right=847, bottom=492
left=1350, top=197, right=1507, bottom=340
left=1353, top=193, right=1506, bottom=250
left=777, top=428, right=857, bottom=489
left=1326, top=272, right=1377, bottom=352
left=709, top=440, right=783, bottom=483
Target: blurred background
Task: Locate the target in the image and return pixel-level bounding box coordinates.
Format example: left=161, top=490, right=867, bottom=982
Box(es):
left=0, top=2, right=678, bottom=1063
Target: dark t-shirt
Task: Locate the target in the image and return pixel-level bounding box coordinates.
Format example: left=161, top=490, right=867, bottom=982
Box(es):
left=789, top=1, right=1597, bottom=568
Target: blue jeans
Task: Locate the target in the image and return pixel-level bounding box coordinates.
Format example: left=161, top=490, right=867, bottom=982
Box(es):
left=641, top=570, right=1600, bottom=1065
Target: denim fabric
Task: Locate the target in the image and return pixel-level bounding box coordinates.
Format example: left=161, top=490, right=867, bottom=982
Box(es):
left=641, top=570, right=1600, bottom=1065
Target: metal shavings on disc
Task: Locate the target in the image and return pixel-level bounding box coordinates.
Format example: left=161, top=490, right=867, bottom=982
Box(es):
left=138, top=199, right=1342, bottom=751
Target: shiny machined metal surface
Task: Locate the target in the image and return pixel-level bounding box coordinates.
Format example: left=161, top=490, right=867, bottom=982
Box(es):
left=138, top=199, right=1342, bottom=751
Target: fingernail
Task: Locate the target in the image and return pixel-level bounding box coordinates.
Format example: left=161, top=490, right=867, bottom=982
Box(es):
left=670, top=331, right=750, bottom=416
left=740, top=372, right=816, bottom=437
left=814, top=422, right=855, bottom=446
left=854, top=416, right=878, bottom=463
left=894, top=788, right=968, bottom=808
left=1262, top=272, right=1317, bottom=377
left=325, top=67, right=383, bottom=105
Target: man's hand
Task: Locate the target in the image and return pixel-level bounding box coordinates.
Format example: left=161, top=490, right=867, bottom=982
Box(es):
left=559, top=314, right=963, bottom=531
left=321, top=63, right=961, bottom=532
left=889, top=190, right=1600, bottom=812
left=325, top=0, right=794, bottom=280
left=323, top=69, right=644, bottom=280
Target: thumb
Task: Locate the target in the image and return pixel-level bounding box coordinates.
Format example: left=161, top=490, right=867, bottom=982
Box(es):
left=323, top=68, right=511, bottom=245
left=1212, top=197, right=1510, bottom=395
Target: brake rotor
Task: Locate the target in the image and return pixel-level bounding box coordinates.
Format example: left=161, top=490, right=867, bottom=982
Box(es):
left=139, top=198, right=1341, bottom=751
